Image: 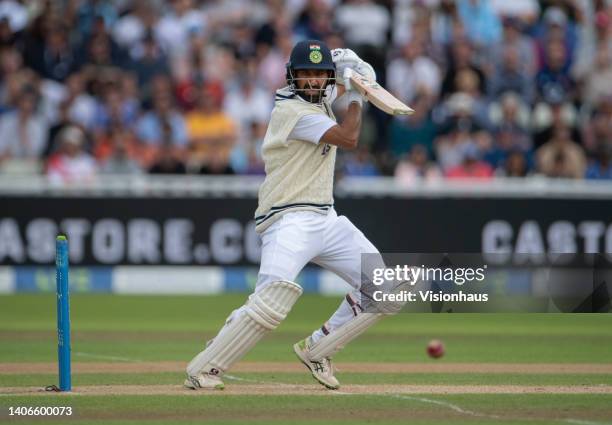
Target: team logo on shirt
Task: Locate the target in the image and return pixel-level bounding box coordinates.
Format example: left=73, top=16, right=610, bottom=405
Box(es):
left=321, top=143, right=331, bottom=155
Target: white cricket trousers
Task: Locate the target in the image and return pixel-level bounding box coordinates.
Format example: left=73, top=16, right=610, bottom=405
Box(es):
left=233, top=208, right=380, bottom=344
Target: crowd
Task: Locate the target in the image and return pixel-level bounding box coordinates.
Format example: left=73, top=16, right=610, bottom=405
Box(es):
left=0, top=0, right=611, bottom=185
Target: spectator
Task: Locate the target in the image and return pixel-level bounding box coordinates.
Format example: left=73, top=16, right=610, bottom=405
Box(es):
left=453, top=68, right=489, bottom=125
left=582, top=97, right=612, bottom=154
left=136, top=92, right=188, bottom=147
left=148, top=142, right=187, bottom=174
left=534, top=6, right=577, bottom=68
left=335, top=0, right=390, bottom=50
left=201, top=45, right=238, bottom=92
left=536, top=127, right=586, bottom=179
left=437, top=92, right=486, bottom=134
left=486, top=92, right=532, bottom=167
left=119, top=72, right=141, bottom=116
left=581, top=44, right=612, bottom=107
left=440, top=39, right=486, bottom=99
left=46, top=125, right=97, bottom=184
left=100, top=131, right=143, bottom=175
left=585, top=146, right=612, bottom=180
left=0, top=86, right=47, bottom=163
left=293, top=0, right=334, bottom=41
left=112, top=0, right=158, bottom=50
left=434, top=93, right=488, bottom=171
left=0, top=46, right=24, bottom=111
left=489, top=0, right=540, bottom=26
left=74, top=0, right=119, bottom=37
left=407, top=7, right=447, bottom=66
left=532, top=86, right=579, bottom=149
left=185, top=83, right=236, bottom=171
left=174, top=34, right=210, bottom=110
left=199, top=149, right=235, bottom=175
left=93, top=81, right=139, bottom=136
left=94, top=126, right=143, bottom=168
left=130, top=31, right=170, bottom=91
left=573, top=8, right=611, bottom=81
left=0, top=0, right=28, bottom=33
left=394, top=144, right=442, bottom=185
left=45, top=99, right=74, bottom=158
left=535, top=39, right=575, bottom=102
left=342, top=147, right=379, bottom=177
left=79, top=32, right=124, bottom=72
left=143, top=73, right=174, bottom=110
left=456, top=0, right=502, bottom=47
left=244, top=121, right=266, bottom=175
left=430, top=0, right=460, bottom=47
left=335, top=0, right=390, bottom=81
left=254, top=0, right=290, bottom=47
left=0, top=17, right=18, bottom=49
left=389, top=91, right=437, bottom=158
left=494, top=17, right=537, bottom=78
left=435, top=130, right=472, bottom=173
left=391, top=0, right=438, bottom=47
left=387, top=40, right=441, bottom=105
left=155, top=0, right=206, bottom=58
left=496, top=149, right=530, bottom=177
left=24, top=21, right=76, bottom=82
left=60, top=72, right=97, bottom=130
left=2, top=67, right=38, bottom=113
left=229, top=21, right=258, bottom=60
left=256, top=30, right=294, bottom=92
left=488, top=44, right=535, bottom=104
left=446, top=143, right=494, bottom=179
left=223, top=66, right=273, bottom=146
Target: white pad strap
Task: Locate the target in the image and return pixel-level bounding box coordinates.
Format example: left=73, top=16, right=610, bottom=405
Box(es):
left=186, top=280, right=302, bottom=376
left=307, top=312, right=383, bottom=361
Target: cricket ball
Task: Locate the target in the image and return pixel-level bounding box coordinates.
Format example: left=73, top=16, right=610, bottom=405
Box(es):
left=427, top=339, right=445, bottom=359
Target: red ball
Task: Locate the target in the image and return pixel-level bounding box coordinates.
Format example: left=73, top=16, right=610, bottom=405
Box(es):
left=427, top=339, right=445, bottom=358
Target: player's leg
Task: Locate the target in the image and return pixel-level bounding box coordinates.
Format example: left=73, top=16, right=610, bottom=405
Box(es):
left=185, top=279, right=302, bottom=389
left=293, top=210, right=390, bottom=389
left=185, top=213, right=322, bottom=389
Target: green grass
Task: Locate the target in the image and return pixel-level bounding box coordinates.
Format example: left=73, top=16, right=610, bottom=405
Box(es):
left=1, top=294, right=612, bottom=424
left=1, top=295, right=612, bottom=363
left=2, top=294, right=612, bottom=334
left=3, top=331, right=612, bottom=363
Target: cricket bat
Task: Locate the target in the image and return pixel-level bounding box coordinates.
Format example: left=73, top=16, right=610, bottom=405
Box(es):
left=349, top=74, right=415, bottom=116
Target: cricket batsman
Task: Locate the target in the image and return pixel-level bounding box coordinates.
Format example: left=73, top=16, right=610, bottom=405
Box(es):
left=185, top=40, right=386, bottom=390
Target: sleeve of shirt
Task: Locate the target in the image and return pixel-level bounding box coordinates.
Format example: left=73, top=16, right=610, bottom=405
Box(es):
left=287, top=113, right=337, bottom=145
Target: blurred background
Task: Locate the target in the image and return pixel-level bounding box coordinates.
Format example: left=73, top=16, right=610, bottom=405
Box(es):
left=0, top=0, right=611, bottom=295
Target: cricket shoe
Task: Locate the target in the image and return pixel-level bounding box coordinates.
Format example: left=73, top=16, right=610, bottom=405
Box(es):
left=184, top=372, right=225, bottom=390
left=293, top=337, right=340, bottom=390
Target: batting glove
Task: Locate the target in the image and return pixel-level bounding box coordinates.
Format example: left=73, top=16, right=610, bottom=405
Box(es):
left=343, top=68, right=363, bottom=107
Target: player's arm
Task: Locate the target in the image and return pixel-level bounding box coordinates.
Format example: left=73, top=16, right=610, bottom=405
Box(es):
left=320, top=101, right=362, bottom=150
left=321, top=68, right=364, bottom=150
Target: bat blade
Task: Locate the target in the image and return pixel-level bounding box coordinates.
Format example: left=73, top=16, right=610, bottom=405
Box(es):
left=349, top=74, right=415, bottom=116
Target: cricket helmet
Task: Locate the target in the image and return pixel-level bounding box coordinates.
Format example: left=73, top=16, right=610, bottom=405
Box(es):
left=286, top=40, right=336, bottom=103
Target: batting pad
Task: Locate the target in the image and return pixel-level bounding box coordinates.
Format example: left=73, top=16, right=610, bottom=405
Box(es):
left=186, top=280, right=302, bottom=377
left=307, top=312, right=384, bottom=361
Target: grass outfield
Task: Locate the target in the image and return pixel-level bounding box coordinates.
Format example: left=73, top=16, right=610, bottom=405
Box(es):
left=1, top=294, right=612, bottom=424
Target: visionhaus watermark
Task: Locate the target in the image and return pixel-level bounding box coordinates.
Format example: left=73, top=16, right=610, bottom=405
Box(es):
left=360, top=253, right=612, bottom=313
left=371, top=264, right=489, bottom=303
